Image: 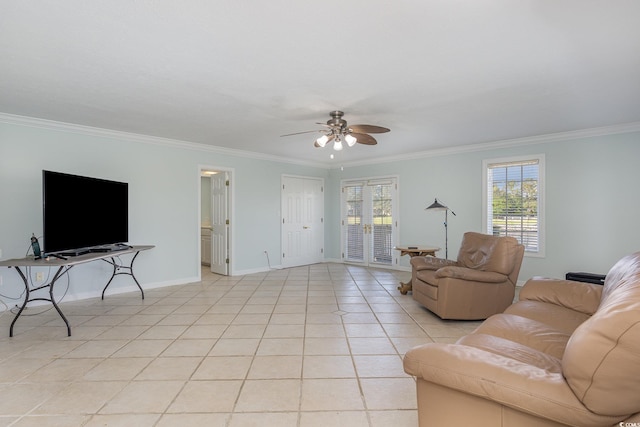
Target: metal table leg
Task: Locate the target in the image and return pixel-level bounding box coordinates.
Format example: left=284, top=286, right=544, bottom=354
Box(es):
left=10, top=265, right=72, bottom=337
left=101, top=250, right=144, bottom=300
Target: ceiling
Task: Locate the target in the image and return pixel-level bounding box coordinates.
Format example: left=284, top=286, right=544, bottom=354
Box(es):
left=2, top=1, right=640, bottom=166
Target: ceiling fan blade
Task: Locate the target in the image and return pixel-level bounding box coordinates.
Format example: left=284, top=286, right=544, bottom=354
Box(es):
left=280, top=129, right=323, bottom=137
left=349, top=124, right=390, bottom=134
left=351, top=133, right=377, bottom=145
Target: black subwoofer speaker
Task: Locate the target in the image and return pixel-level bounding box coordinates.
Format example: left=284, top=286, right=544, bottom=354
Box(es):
left=565, top=272, right=606, bottom=285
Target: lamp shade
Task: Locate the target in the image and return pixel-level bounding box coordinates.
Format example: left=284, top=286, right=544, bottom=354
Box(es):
left=425, top=198, right=447, bottom=211
left=316, top=134, right=329, bottom=147
left=345, top=134, right=357, bottom=147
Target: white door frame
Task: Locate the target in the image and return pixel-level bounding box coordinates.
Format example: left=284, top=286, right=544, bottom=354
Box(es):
left=198, top=165, right=234, bottom=277
left=340, top=176, right=399, bottom=267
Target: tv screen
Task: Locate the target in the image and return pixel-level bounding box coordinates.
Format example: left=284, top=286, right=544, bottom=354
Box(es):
left=42, top=170, right=128, bottom=256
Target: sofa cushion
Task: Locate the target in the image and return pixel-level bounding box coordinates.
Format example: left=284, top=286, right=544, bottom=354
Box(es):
left=562, top=253, right=640, bottom=416
left=457, top=333, right=563, bottom=373
left=504, top=300, right=592, bottom=335
left=518, top=277, right=602, bottom=315
left=436, top=266, right=508, bottom=282
left=474, top=314, right=571, bottom=359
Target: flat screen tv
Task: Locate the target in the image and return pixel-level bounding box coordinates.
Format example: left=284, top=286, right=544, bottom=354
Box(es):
left=42, top=170, right=129, bottom=256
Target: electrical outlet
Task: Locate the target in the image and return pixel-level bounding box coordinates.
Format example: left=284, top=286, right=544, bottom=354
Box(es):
left=36, top=272, right=44, bottom=282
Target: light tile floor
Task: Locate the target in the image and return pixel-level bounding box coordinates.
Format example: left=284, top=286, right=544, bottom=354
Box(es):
left=0, top=263, right=483, bottom=427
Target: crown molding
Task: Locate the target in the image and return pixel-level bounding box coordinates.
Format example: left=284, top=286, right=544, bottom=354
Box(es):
left=0, top=112, right=328, bottom=169
left=2, top=112, right=638, bottom=170
left=337, top=121, right=640, bottom=168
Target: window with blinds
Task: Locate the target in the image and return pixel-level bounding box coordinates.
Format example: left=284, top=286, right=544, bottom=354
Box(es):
left=482, top=155, right=545, bottom=256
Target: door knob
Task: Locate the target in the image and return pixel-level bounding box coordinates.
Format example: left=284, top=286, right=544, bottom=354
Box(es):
left=303, top=226, right=310, bottom=229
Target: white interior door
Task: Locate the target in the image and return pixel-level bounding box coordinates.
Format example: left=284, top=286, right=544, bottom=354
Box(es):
left=210, top=172, right=229, bottom=275
left=281, top=176, right=324, bottom=268
left=341, top=178, right=398, bottom=267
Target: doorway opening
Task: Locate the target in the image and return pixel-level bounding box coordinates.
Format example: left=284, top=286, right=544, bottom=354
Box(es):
left=199, top=166, right=234, bottom=277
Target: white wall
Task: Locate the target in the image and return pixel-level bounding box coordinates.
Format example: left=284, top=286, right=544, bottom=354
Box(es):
left=329, top=132, right=640, bottom=282
left=200, top=176, right=211, bottom=227
left=0, top=118, right=328, bottom=307
left=1, top=116, right=639, bottom=310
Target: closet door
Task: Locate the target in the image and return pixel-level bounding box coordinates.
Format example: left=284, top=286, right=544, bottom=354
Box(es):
left=281, top=175, right=324, bottom=268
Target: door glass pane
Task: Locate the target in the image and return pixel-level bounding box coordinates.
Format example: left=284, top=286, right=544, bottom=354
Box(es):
left=371, top=183, right=393, bottom=265
left=344, top=185, right=364, bottom=262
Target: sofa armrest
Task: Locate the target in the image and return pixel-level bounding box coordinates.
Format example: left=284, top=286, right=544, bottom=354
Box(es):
left=519, top=277, right=603, bottom=315
left=410, top=256, right=457, bottom=271
left=435, top=266, right=508, bottom=283
left=403, top=343, right=617, bottom=426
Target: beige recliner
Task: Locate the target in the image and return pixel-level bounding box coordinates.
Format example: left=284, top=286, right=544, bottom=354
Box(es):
left=410, top=231, right=525, bottom=320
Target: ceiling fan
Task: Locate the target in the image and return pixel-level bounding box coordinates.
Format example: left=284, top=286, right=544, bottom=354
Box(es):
left=281, top=110, right=390, bottom=151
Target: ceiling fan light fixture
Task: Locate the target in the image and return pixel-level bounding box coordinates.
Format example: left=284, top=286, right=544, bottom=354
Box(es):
left=281, top=111, right=389, bottom=151
left=316, top=134, right=329, bottom=147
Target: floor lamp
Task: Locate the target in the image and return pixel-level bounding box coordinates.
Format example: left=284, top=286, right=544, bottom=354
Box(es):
left=425, top=198, right=456, bottom=259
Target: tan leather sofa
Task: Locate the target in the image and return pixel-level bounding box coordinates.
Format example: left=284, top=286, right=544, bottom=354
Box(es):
left=410, top=231, right=524, bottom=320
left=404, top=251, right=640, bottom=427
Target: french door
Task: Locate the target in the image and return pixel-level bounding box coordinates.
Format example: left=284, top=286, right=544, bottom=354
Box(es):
left=341, top=177, right=398, bottom=267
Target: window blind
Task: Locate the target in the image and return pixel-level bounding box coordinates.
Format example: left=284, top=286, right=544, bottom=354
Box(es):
left=486, top=159, right=540, bottom=252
